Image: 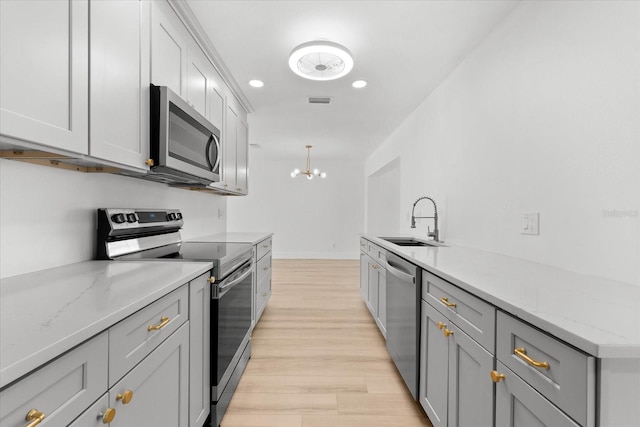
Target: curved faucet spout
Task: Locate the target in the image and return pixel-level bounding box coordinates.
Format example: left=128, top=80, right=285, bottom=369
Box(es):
left=410, top=196, right=440, bottom=242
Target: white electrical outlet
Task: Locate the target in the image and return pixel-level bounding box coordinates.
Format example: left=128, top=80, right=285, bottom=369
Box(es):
left=521, top=213, right=539, bottom=235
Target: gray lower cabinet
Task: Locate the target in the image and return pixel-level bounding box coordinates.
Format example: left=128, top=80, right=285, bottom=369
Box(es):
left=495, top=361, right=579, bottom=427
left=420, top=301, right=494, bottom=427
left=189, top=274, right=211, bottom=427
left=255, top=237, right=272, bottom=324
left=359, top=240, right=387, bottom=337
left=109, top=323, right=189, bottom=427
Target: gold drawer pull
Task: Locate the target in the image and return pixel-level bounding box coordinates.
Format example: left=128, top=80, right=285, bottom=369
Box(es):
left=437, top=321, right=446, bottom=330
left=148, top=316, right=170, bottom=331
left=116, top=390, right=134, bottom=404
left=443, top=328, right=454, bottom=337
left=207, top=276, right=216, bottom=284
left=440, top=297, right=457, bottom=308
left=262, top=244, right=269, bottom=248
left=100, top=407, right=116, bottom=423
left=514, top=347, right=550, bottom=369
left=263, top=266, right=269, bottom=271
left=24, top=409, right=45, bottom=427
left=490, top=370, right=506, bottom=383
left=372, top=264, right=378, bottom=270
left=145, top=159, right=154, bottom=166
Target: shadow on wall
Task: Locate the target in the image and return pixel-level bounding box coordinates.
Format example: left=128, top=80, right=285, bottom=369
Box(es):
left=367, top=157, right=401, bottom=236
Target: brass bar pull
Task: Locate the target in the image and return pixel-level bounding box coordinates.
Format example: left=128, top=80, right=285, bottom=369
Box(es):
left=437, top=321, right=446, bottom=330
left=24, top=409, right=45, bottom=427
left=116, top=390, right=134, bottom=404
left=100, top=408, right=116, bottom=423
left=514, top=347, right=550, bottom=369
left=440, top=297, right=457, bottom=308
left=263, top=267, right=269, bottom=271
left=148, top=316, right=170, bottom=331
left=490, top=371, right=506, bottom=383
left=443, top=328, right=454, bottom=337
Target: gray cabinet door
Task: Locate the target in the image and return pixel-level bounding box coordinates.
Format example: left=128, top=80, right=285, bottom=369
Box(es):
left=189, top=274, right=211, bottom=427
left=448, top=324, right=494, bottom=427
left=378, top=267, right=387, bottom=332
left=368, top=257, right=380, bottom=317
left=495, top=361, right=580, bottom=427
left=419, top=301, right=450, bottom=427
left=360, top=252, right=369, bottom=301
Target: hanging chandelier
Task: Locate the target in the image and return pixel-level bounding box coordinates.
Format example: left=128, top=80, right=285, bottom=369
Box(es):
left=290, top=145, right=326, bottom=179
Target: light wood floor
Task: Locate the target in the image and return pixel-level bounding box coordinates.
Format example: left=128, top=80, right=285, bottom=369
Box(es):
left=221, top=259, right=433, bottom=427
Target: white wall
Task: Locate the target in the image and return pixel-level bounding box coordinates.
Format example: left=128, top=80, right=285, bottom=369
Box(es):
left=227, top=149, right=365, bottom=259
left=0, top=159, right=227, bottom=279
left=366, top=0, right=640, bottom=286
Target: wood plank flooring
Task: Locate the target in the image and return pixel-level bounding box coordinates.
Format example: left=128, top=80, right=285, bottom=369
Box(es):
left=221, top=259, right=433, bottom=427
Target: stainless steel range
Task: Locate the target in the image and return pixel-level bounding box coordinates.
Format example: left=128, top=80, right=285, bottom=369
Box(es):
left=96, top=208, right=253, bottom=427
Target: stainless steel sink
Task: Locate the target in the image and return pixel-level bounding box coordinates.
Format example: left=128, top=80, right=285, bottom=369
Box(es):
left=379, top=237, right=439, bottom=247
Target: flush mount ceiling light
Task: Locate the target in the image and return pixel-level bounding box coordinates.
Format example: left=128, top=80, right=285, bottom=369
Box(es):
left=290, top=145, right=326, bottom=179
left=249, top=79, right=264, bottom=88
left=352, top=80, right=367, bottom=88
left=288, top=40, right=354, bottom=81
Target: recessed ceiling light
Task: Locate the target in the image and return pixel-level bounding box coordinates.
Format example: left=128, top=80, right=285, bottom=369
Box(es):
left=352, top=80, right=367, bottom=89
left=289, top=40, right=354, bottom=81
left=249, top=80, right=264, bottom=88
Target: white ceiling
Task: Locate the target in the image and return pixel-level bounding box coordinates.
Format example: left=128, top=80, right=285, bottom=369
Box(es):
left=187, top=0, right=520, bottom=161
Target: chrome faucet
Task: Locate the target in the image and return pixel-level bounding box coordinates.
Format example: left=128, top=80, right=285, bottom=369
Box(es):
left=411, top=196, right=440, bottom=242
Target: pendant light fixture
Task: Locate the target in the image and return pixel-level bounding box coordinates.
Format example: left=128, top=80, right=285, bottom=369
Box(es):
left=290, top=145, right=326, bottom=179
left=288, top=40, right=354, bottom=81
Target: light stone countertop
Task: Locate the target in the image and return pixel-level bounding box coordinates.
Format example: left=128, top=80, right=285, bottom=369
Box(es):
left=0, top=260, right=212, bottom=389
left=188, top=232, right=273, bottom=245
left=363, top=234, right=640, bottom=359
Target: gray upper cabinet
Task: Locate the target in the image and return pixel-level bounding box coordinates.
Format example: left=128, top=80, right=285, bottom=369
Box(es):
left=90, top=0, right=151, bottom=171
left=0, top=0, right=89, bottom=154
left=150, top=0, right=189, bottom=97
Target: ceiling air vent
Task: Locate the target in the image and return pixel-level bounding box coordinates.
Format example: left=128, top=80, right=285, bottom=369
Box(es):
left=308, top=97, right=331, bottom=104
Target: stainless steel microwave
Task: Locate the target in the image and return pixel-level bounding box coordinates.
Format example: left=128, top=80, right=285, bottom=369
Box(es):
left=150, top=84, right=220, bottom=185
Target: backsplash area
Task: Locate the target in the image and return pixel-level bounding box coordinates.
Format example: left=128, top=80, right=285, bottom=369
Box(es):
left=0, top=159, right=226, bottom=279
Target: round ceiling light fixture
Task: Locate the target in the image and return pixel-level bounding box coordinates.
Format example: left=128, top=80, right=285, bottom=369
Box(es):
left=249, top=79, right=264, bottom=88
left=288, top=40, right=354, bottom=81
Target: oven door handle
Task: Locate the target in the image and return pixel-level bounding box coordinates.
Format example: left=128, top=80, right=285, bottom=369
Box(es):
left=216, top=261, right=253, bottom=299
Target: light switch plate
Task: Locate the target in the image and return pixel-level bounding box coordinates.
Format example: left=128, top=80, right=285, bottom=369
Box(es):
left=522, top=212, right=539, bottom=235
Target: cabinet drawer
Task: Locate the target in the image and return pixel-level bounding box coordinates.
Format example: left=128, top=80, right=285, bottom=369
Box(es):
left=496, top=311, right=595, bottom=427
left=367, top=241, right=386, bottom=264
left=109, top=285, right=189, bottom=386
left=422, top=270, right=495, bottom=351
left=256, top=237, right=272, bottom=260
left=257, top=253, right=272, bottom=284
left=0, top=332, right=108, bottom=427
left=359, top=237, right=367, bottom=252
left=257, top=271, right=271, bottom=312
left=495, top=361, right=580, bottom=427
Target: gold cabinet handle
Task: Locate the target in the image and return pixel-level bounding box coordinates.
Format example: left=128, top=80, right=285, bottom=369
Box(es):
left=262, top=244, right=269, bottom=248
left=147, top=316, right=170, bottom=331
left=514, top=347, right=550, bottom=369
left=263, top=266, right=269, bottom=271
left=437, top=321, right=446, bottom=330
left=116, top=390, right=134, bottom=404
left=100, top=407, right=116, bottom=423
left=443, top=328, right=454, bottom=337
left=24, top=409, right=45, bottom=427
left=145, top=158, right=154, bottom=166
left=207, top=276, right=216, bottom=283
left=372, top=264, right=378, bottom=270
left=224, top=183, right=228, bottom=188
left=440, top=297, right=457, bottom=308
left=490, top=370, right=506, bottom=383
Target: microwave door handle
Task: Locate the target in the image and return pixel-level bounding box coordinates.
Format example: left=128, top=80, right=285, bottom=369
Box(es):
left=211, top=133, right=221, bottom=172
left=205, top=134, right=215, bottom=171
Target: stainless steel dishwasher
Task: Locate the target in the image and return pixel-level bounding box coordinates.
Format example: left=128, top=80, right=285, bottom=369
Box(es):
left=385, top=251, right=421, bottom=399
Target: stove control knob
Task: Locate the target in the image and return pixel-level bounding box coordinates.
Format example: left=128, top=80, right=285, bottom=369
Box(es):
left=111, top=214, right=126, bottom=224
left=176, top=212, right=183, bottom=220
left=167, top=213, right=176, bottom=221
left=126, top=213, right=137, bottom=223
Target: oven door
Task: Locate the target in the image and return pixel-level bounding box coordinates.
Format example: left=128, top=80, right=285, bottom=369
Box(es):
left=152, top=85, right=221, bottom=183
left=211, top=258, right=253, bottom=400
